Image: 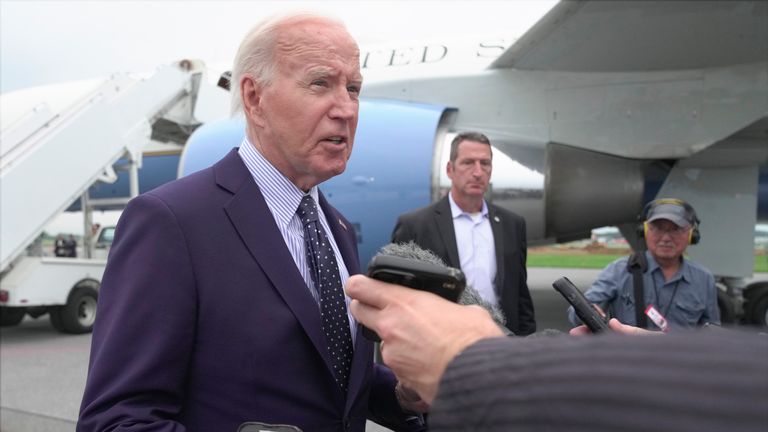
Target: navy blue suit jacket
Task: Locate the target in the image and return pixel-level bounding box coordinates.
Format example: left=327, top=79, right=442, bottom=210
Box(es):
left=78, top=149, right=412, bottom=432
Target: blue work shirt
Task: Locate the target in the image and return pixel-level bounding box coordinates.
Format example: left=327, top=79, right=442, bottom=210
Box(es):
left=568, top=251, right=720, bottom=330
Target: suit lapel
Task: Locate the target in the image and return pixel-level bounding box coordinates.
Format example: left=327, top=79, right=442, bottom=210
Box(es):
left=434, top=196, right=460, bottom=267
left=346, top=324, right=373, bottom=412
left=319, top=192, right=360, bottom=277
left=489, top=205, right=506, bottom=293
left=214, top=150, right=335, bottom=380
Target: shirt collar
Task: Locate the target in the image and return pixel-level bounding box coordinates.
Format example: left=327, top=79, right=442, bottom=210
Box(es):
left=238, top=137, right=318, bottom=228
left=644, top=250, right=691, bottom=283
left=448, top=193, right=488, bottom=220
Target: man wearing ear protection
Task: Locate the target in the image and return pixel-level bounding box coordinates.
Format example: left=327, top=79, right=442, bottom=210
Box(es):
left=567, top=198, right=720, bottom=330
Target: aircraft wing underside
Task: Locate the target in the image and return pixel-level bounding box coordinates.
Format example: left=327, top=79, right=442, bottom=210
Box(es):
left=490, top=0, right=768, bottom=72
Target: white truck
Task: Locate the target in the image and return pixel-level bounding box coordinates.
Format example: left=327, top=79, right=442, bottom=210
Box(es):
left=0, top=227, right=114, bottom=333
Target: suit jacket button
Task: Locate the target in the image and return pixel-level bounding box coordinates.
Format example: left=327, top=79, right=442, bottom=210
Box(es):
left=343, top=418, right=351, bottom=431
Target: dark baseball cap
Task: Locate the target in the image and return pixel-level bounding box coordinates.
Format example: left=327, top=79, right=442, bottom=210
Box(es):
left=646, top=202, right=695, bottom=227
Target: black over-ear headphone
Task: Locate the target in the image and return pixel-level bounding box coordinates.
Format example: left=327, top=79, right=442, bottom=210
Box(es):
left=636, top=198, right=701, bottom=245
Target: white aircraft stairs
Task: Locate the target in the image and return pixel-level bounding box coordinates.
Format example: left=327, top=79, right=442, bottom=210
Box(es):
left=0, top=61, right=206, bottom=272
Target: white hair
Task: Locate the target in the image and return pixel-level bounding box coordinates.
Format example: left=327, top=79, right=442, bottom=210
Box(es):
left=230, top=12, right=347, bottom=116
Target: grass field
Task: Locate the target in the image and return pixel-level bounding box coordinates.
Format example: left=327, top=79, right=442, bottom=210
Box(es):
left=37, top=238, right=768, bottom=273
left=527, top=248, right=768, bottom=273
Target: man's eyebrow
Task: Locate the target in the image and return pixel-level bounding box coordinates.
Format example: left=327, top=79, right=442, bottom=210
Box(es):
left=306, top=67, right=363, bottom=84
left=306, top=66, right=336, bottom=79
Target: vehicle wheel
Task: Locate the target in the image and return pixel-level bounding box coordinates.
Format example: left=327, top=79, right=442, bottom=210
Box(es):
left=49, top=306, right=65, bottom=332
left=748, top=291, right=768, bottom=327
left=716, top=289, right=736, bottom=325
left=0, top=307, right=26, bottom=326
left=56, top=286, right=98, bottom=334
left=743, top=283, right=768, bottom=327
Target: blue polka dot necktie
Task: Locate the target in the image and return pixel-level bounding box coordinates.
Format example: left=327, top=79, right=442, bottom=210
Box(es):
left=297, top=195, right=354, bottom=391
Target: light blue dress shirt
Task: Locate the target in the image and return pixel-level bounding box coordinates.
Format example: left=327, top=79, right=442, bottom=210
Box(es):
left=449, top=194, right=497, bottom=305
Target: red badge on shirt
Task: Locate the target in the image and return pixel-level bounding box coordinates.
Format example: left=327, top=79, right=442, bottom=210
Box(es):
left=645, top=305, right=669, bottom=332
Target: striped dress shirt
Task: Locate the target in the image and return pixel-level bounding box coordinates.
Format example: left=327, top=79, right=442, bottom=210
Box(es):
left=238, top=139, right=356, bottom=340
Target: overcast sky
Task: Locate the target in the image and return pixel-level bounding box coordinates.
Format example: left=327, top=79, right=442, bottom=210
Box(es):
left=1, top=0, right=557, bottom=93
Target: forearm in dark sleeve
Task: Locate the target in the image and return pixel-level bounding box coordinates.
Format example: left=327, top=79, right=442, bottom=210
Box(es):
left=430, top=331, right=768, bottom=432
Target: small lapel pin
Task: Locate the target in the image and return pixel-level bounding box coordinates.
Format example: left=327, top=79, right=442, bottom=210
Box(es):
left=339, top=219, right=347, bottom=230
left=494, top=216, right=500, bottom=223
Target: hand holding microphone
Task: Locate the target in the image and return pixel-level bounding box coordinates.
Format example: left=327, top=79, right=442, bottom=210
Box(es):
left=346, top=274, right=504, bottom=404
left=346, top=242, right=506, bottom=404
left=366, top=242, right=508, bottom=329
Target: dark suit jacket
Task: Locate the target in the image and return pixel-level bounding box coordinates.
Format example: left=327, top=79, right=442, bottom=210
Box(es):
left=391, top=196, right=536, bottom=335
left=78, top=149, right=415, bottom=432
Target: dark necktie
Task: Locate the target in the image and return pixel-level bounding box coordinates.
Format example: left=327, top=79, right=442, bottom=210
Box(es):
left=297, top=195, right=354, bottom=391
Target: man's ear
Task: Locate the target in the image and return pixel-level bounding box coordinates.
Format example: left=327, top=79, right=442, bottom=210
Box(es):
left=241, top=75, right=265, bottom=127
left=446, top=160, right=454, bottom=180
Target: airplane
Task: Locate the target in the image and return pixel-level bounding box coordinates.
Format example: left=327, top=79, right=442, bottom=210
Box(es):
left=180, top=0, right=768, bottom=327
left=2, top=1, right=767, bottom=326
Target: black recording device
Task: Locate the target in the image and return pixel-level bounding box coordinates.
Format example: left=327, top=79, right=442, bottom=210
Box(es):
left=363, top=255, right=466, bottom=341
left=552, top=277, right=610, bottom=333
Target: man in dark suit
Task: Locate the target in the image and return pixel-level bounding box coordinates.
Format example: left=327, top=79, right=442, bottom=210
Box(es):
left=78, top=14, right=423, bottom=432
left=391, top=132, right=536, bottom=335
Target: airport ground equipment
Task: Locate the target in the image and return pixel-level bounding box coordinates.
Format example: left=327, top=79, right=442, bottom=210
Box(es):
left=0, top=60, right=213, bottom=333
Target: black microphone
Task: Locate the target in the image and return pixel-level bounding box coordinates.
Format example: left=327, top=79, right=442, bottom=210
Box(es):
left=373, top=242, right=508, bottom=328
